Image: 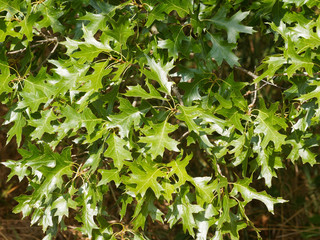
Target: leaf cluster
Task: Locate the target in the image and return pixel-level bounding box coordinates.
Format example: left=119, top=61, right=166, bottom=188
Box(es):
left=1, top=0, right=320, bottom=239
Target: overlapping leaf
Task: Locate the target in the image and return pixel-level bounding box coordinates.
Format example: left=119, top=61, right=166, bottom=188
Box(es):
left=139, top=120, right=180, bottom=158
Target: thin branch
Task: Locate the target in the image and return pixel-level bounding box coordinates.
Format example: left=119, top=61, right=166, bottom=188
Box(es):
left=234, top=66, right=259, bottom=109
left=248, top=83, right=258, bottom=110
left=132, top=97, right=138, bottom=107
left=245, top=83, right=268, bottom=95
left=172, top=85, right=184, bottom=106
left=35, top=37, right=58, bottom=72
left=178, top=131, right=189, bottom=142
left=234, top=66, right=286, bottom=89
left=109, top=182, right=121, bottom=213
left=6, top=38, right=57, bottom=55
left=234, top=66, right=258, bottom=79
left=0, top=230, right=9, bottom=240
left=167, top=75, right=184, bottom=106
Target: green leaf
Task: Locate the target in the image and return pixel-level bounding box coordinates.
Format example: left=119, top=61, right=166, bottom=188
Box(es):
left=72, top=44, right=108, bottom=64
left=29, top=109, right=56, bottom=140
left=78, top=12, right=107, bottom=33
left=145, top=3, right=167, bottom=27
left=132, top=191, right=164, bottom=230
left=139, top=120, right=180, bottom=158
left=253, top=146, right=283, bottom=187
left=166, top=186, right=203, bottom=237
left=30, top=147, right=73, bottom=204
left=107, top=98, right=145, bottom=138
left=167, top=153, right=193, bottom=188
left=82, top=24, right=112, bottom=51
left=98, top=168, right=121, bottom=187
left=124, top=82, right=166, bottom=100
left=55, top=106, right=101, bottom=146
left=104, top=132, right=132, bottom=170
left=106, top=16, right=135, bottom=49
left=192, top=177, right=217, bottom=206
left=4, top=110, right=26, bottom=146
left=144, top=56, right=174, bottom=95
left=228, top=134, right=251, bottom=167
left=126, top=159, right=166, bottom=198
left=77, top=183, right=99, bottom=238
left=254, top=116, right=286, bottom=150
left=287, top=133, right=317, bottom=165
left=12, top=194, right=32, bottom=218
left=232, top=178, right=287, bottom=214
left=221, top=212, right=247, bottom=240
left=216, top=195, right=237, bottom=229
left=254, top=100, right=287, bottom=151
left=179, top=78, right=202, bottom=106
left=83, top=144, right=104, bottom=172
left=285, top=38, right=314, bottom=77
left=19, top=12, right=38, bottom=41
left=52, top=196, right=69, bottom=223
left=120, top=195, right=133, bottom=220
left=209, top=7, right=254, bottom=43
left=35, top=0, right=65, bottom=33
left=144, top=0, right=191, bottom=27
left=158, top=25, right=188, bottom=59
left=297, top=79, right=320, bottom=105
left=206, top=33, right=239, bottom=67
left=0, top=47, right=14, bottom=94
left=1, top=160, right=29, bottom=182
left=254, top=55, right=286, bottom=82
left=195, top=204, right=218, bottom=240
left=176, top=105, right=203, bottom=134
left=79, top=61, right=112, bottom=91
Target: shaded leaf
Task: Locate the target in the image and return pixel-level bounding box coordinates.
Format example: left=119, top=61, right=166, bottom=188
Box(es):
left=209, top=7, right=254, bottom=43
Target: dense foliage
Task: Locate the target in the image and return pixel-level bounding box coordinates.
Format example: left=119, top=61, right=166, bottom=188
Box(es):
left=1, top=0, right=320, bottom=239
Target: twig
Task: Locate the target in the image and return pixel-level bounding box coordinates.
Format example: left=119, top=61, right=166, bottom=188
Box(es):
left=234, top=66, right=258, bottom=79
left=0, top=230, right=9, bottom=240
left=234, top=66, right=259, bottom=110
left=172, top=85, right=184, bottom=106
left=167, top=75, right=184, bottom=106
left=244, top=83, right=268, bottom=96
left=234, top=66, right=286, bottom=89
left=71, top=151, right=89, bottom=158
left=248, top=83, right=258, bottom=110
left=109, top=183, right=121, bottom=213
left=35, top=37, right=58, bottom=72
left=132, top=97, right=138, bottom=107
left=6, top=38, right=57, bottom=55
left=33, top=27, right=46, bottom=38
left=178, top=131, right=189, bottom=142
